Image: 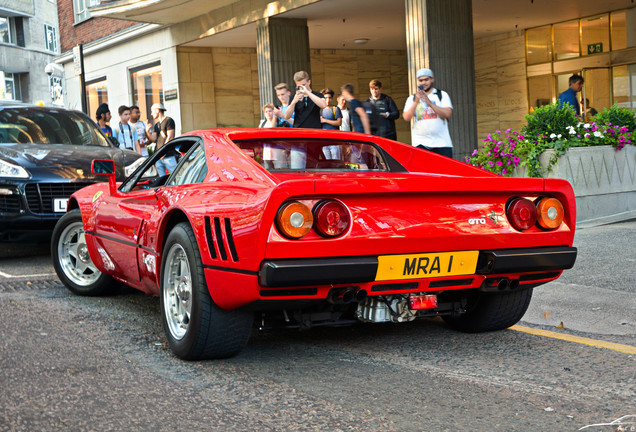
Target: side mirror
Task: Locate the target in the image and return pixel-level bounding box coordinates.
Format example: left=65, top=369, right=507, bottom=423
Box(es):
left=92, top=159, right=117, bottom=195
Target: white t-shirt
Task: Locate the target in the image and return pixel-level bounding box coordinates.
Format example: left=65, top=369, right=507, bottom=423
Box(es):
left=403, top=89, right=453, bottom=148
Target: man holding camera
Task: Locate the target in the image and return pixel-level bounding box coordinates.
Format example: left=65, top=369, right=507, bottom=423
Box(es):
left=284, top=71, right=326, bottom=129
left=402, top=68, right=454, bottom=158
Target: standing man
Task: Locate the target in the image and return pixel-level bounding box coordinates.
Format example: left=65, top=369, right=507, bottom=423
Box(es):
left=284, top=71, right=326, bottom=129
left=145, top=103, right=177, bottom=175
left=557, top=74, right=584, bottom=116
left=403, top=68, right=453, bottom=158
left=96, top=103, right=112, bottom=137
left=337, top=94, right=351, bottom=131
left=112, top=105, right=140, bottom=153
left=130, top=105, right=148, bottom=156
left=367, top=79, right=400, bottom=140
left=340, top=84, right=371, bottom=135
left=273, top=83, right=294, bottom=127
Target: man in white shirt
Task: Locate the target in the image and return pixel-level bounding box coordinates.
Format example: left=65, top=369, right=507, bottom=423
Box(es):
left=130, top=105, right=148, bottom=156
left=402, top=68, right=454, bottom=158
left=112, top=105, right=140, bottom=153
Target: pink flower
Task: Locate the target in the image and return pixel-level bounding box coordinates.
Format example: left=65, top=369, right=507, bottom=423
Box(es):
left=496, top=161, right=503, bottom=166
left=502, top=169, right=507, bottom=175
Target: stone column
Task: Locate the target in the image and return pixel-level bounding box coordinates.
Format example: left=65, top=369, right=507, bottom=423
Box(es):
left=404, top=0, right=477, bottom=160
left=256, top=18, right=310, bottom=112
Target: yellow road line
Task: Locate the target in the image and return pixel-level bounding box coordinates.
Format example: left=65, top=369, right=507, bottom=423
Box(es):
left=510, top=325, right=636, bottom=355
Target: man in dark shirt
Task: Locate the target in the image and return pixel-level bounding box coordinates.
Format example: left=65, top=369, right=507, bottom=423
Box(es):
left=367, top=79, right=400, bottom=140
left=145, top=103, right=177, bottom=175
left=557, top=74, right=584, bottom=116
left=284, top=70, right=326, bottom=129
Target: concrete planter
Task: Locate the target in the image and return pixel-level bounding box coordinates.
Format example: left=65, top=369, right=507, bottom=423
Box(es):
left=513, top=145, right=636, bottom=227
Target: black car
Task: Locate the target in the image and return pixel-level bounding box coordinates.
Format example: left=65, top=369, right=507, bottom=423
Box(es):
left=0, top=103, right=145, bottom=243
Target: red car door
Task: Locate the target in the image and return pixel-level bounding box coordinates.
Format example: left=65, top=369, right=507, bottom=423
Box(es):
left=92, top=188, right=160, bottom=285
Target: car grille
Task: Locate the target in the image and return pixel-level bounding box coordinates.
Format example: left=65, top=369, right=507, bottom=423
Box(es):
left=25, top=183, right=94, bottom=214
left=0, top=194, right=21, bottom=213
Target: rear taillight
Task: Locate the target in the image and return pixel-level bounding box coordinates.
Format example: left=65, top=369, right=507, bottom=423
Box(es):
left=536, top=197, right=564, bottom=230
left=507, top=198, right=537, bottom=231
left=313, top=200, right=350, bottom=237
left=275, top=201, right=313, bottom=239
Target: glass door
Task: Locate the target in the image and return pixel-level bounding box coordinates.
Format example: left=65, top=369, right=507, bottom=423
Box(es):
left=582, top=68, right=611, bottom=121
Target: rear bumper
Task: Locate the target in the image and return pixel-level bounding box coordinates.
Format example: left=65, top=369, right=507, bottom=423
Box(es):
left=259, top=246, right=577, bottom=288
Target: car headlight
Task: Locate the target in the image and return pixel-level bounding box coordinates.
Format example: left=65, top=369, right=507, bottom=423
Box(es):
left=124, top=157, right=146, bottom=178
left=0, top=159, right=30, bottom=178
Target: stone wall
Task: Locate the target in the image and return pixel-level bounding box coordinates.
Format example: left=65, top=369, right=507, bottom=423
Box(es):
left=473, top=31, right=528, bottom=143
left=177, top=46, right=411, bottom=142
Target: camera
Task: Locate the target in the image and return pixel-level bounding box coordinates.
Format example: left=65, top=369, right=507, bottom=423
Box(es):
left=418, top=84, right=425, bottom=91
left=296, top=86, right=303, bottom=91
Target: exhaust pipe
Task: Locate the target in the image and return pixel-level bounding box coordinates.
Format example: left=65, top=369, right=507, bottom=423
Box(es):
left=327, top=287, right=356, bottom=304
left=354, top=289, right=367, bottom=303
left=497, top=278, right=510, bottom=291
left=509, top=279, right=520, bottom=290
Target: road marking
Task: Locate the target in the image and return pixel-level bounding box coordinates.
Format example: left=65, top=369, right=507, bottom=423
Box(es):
left=511, top=325, right=636, bottom=355
left=0, top=270, right=56, bottom=279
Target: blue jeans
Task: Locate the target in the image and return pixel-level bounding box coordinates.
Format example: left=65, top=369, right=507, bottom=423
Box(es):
left=156, top=155, right=178, bottom=175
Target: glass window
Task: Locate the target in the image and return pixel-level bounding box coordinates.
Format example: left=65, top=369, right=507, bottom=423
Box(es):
left=582, top=68, right=610, bottom=116
left=612, top=9, right=636, bottom=50
left=49, top=76, right=64, bottom=106
left=44, top=24, right=58, bottom=53
left=528, top=75, right=554, bottom=109
left=73, top=0, right=100, bottom=23
left=581, top=14, right=609, bottom=56
left=554, top=20, right=580, bottom=60
left=0, top=16, right=14, bottom=44
left=0, top=72, right=20, bottom=101
left=234, top=139, right=389, bottom=172
left=130, top=62, right=163, bottom=122
left=613, top=64, right=636, bottom=110
left=167, top=144, right=208, bottom=186
left=86, top=78, right=108, bottom=122
left=0, top=107, right=111, bottom=146
left=526, top=26, right=552, bottom=65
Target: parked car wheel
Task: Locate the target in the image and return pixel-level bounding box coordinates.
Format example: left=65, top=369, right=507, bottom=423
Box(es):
left=51, top=209, right=117, bottom=296
left=160, top=222, right=253, bottom=360
left=443, top=288, right=533, bottom=332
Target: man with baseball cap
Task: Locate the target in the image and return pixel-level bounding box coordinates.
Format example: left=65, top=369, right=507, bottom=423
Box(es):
left=146, top=103, right=177, bottom=175
left=95, top=103, right=113, bottom=137
left=402, top=68, right=454, bottom=158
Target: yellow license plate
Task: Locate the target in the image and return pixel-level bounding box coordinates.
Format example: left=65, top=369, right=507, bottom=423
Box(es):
left=375, top=251, right=479, bottom=281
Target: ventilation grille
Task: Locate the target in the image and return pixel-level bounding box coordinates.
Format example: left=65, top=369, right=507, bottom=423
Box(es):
left=0, top=194, right=21, bottom=213
left=25, top=183, right=93, bottom=214
left=204, top=216, right=239, bottom=262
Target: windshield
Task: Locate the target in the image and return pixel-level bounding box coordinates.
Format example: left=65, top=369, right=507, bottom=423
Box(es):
left=0, top=107, right=111, bottom=147
left=233, top=139, right=389, bottom=172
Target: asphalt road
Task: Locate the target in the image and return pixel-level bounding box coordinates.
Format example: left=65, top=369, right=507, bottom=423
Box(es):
left=0, top=221, right=634, bottom=431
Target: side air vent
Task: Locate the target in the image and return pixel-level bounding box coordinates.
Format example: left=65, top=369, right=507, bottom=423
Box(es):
left=204, top=216, right=239, bottom=262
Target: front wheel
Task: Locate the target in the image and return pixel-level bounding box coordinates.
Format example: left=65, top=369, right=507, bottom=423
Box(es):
left=443, top=288, right=533, bottom=333
left=160, top=222, right=253, bottom=360
left=51, top=209, right=117, bottom=296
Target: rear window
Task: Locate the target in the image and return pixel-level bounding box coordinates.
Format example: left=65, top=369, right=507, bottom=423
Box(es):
left=0, top=108, right=111, bottom=147
left=234, top=139, right=389, bottom=172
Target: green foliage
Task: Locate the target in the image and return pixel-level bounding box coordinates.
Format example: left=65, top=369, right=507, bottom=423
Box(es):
left=592, top=104, right=636, bottom=131
left=521, top=103, right=579, bottom=141
left=467, top=103, right=634, bottom=178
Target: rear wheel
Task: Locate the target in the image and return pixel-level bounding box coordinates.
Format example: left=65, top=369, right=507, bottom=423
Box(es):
left=160, top=222, right=253, bottom=360
left=51, top=209, right=117, bottom=296
left=443, top=288, right=533, bottom=332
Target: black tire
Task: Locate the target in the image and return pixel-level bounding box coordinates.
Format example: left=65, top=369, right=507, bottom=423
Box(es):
left=160, top=222, right=253, bottom=360
left=51, top=209, right=117, bottom=296
left=443, top=288, right=533, bottom=333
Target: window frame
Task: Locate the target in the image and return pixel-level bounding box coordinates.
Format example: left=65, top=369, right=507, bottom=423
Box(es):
left=44, top=24, right=58, bottom=53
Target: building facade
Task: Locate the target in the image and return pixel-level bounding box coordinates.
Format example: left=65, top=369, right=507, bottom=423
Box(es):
left=1, top=0, right=61, bottom=105
left=54, top=0, right=636, bottom=159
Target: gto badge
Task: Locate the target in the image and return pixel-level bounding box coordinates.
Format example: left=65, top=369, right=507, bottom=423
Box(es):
left=92, top=190, right=103, bottom=203
left=468, top=218, right=486, bottom=225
